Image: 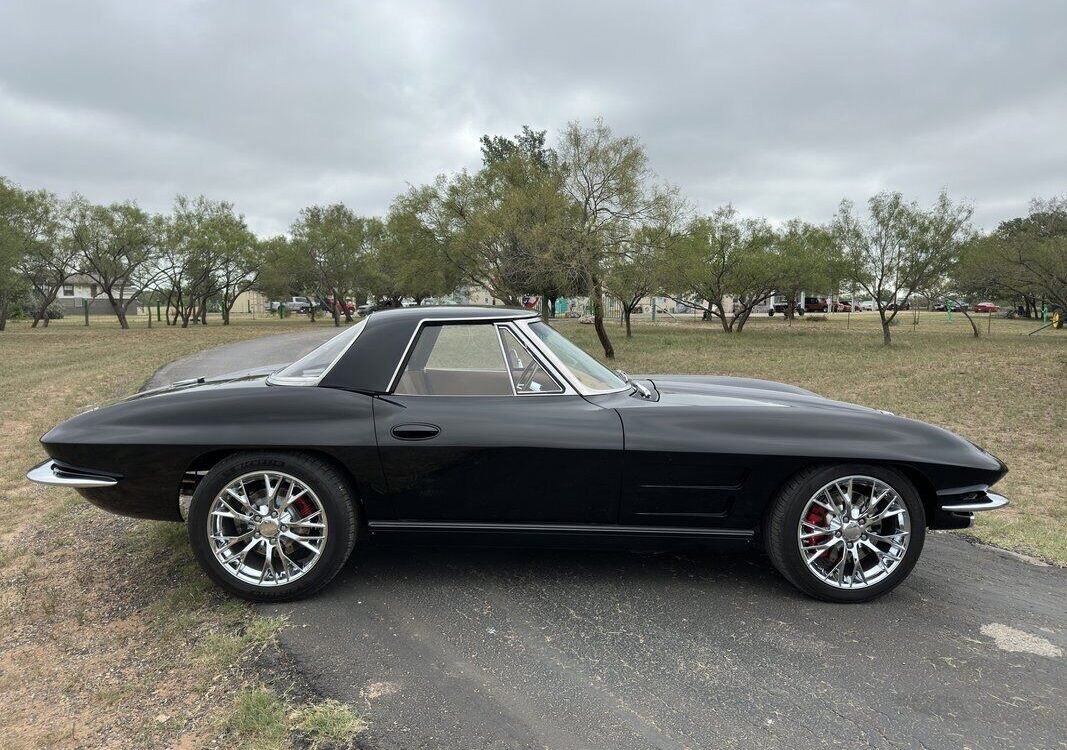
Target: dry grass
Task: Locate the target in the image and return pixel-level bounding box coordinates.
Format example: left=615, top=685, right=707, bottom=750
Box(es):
left=559, top=311, right=1066, bottom=563
left=0, top=315, right=359, bottom=750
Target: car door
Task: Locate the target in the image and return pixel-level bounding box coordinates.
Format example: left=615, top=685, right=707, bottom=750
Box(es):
left=371, top=321, right=623, bottom=524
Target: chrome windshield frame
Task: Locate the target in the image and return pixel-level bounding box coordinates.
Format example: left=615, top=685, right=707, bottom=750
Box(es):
left=513, top=319, right=630, bottom=396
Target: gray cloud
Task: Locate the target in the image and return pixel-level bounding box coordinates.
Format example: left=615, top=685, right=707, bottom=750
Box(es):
left=1, top=0, right=1064, bottom=235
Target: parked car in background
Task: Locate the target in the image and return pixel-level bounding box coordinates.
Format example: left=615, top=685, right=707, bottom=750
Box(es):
left=886, top=300, right=911, bottom=311
left=357, top=300, right=401, bottom=317
left=266, top=296, right=311, bottom=314
left=858, top=300, right=877, bottom=311
left=973, top=302, right=1000, bottom=313
left=802, top=297, right=829, bottom=313
left=831, top=301, right=853, bottom=312
left=933, top=300, right=969, bottom=312
left=767, top=300, right=799, bottom=316
left=322, top=298, right=356, bottom=316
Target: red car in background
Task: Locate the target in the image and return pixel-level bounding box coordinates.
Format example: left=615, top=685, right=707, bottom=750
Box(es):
left=802, top=297, right=829, bottom=313
left=974, top=302, right=1000, bottom=313
left=831, top=301, right=853, bottom=312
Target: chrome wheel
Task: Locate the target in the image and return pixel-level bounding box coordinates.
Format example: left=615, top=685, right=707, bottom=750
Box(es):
left=797, top=475, right=911, bottom=589
left=207, top=471, right=328, bottom=587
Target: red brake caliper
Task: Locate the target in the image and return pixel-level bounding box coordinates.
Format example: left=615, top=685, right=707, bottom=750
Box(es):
left=292, top=496, right=315, bottom=522
left=804, top=505, right=828, bottom=547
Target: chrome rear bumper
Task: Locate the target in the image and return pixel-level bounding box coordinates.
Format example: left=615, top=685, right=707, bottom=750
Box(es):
left=941, top=491, right=1008, bottom=513
left=26, top=460, right=118, bottom=488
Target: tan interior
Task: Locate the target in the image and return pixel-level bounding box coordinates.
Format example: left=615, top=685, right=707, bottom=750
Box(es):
left=394, top=368, right=513, bottom=396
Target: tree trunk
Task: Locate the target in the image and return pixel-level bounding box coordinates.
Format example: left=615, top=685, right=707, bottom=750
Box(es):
left=0, top=300, right=8, bottom=331
left=785, top=291, right=796, bottom=322
left=624, top=308, right=633, bottom=338
left=331, top=289, right=341, bottom=326
left=591, top=279, right=614, bottom=359
left=735, top=308, right=753, bottom=332
left=106, top=292, right=129, bottom=329
left=960, top=310, right=980, bottom=337
left=879, top=311, right=892, bottom=345
left=309, top=304, right=317, bottom=322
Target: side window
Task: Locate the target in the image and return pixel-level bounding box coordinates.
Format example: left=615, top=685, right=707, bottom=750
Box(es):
left=498, top=327, right=563, bottom=394
left=394, top=324, right=512, bottom=396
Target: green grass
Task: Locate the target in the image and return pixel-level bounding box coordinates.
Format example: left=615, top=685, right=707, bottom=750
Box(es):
left=558, top=311, right=1066, bottom=562
left=229, top=688, right=288, bottom=750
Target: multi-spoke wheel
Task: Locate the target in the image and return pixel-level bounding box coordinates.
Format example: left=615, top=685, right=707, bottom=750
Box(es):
left=764, top=465, right=926, bottom=602
left=188, top=453, right=358, bottom=601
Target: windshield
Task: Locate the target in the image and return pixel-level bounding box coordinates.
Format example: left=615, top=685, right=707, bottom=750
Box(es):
left=270, top=319, right=367, bottom=384
left=527, top=321, right=626, bottom=392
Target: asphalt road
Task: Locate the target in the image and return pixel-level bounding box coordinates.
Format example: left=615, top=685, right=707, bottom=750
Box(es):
left=151, top=328, right=1067, bottom=750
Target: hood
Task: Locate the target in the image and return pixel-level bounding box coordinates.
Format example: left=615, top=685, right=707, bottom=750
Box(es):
left=121, top=365, right=283, bottom=403
left=641, top=374, right=877, bottom=415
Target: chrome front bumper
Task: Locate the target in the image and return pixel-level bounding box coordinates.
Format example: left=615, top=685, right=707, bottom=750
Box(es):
left=26, top=460, right=118, bottom=488
left=940, top=491, right=1009, bottom=513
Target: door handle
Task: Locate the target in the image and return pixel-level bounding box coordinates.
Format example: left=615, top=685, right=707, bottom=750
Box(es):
left=391, top=423, right=441, bottom=440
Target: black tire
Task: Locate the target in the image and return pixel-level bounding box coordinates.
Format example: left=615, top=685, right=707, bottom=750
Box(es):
left=763, top=464, right=926, bottom=602
left=768, top=309, right=775, bottom=316
left=188, top=452, right=359, bottom=602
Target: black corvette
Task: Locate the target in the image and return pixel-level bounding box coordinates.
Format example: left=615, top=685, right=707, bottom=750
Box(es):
left=28, top=306, right=1008, bottom=602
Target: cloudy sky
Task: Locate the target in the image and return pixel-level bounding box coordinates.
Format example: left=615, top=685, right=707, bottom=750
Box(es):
left=1, top=0, right=1064, bottom=236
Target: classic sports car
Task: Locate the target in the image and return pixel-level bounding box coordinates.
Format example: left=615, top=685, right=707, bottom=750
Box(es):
left=28, top=306, right=1009, bottom=603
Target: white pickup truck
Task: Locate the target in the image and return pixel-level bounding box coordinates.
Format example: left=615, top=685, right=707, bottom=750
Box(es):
left=266, top=296, right=312, bottom=313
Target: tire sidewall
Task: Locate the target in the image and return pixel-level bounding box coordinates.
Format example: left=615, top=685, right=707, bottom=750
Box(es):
left=188, top=452, right=357, bottom=601
left=774, top=464, right=926, bottom=602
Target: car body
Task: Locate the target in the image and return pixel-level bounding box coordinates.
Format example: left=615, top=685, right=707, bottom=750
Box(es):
left=28, top=306, right=1009, bottom=602
left=831, top=301, right=853, bottom=312
left=322, top=298, right=356, bottom=315
left=886, top=300, right=911, bottom=311
left=267, top=296, right=311, bottom=313
left=802, top=297, right=829, bottom=313
left=858, top=300, right=877, bottom=311
left=973, top=302, right=1000, bottom=313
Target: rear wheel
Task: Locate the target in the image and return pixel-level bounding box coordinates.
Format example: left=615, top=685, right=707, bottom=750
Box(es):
left=764, top=465, right=925, bottom=602
left=188, top=452, right=358, bottom=601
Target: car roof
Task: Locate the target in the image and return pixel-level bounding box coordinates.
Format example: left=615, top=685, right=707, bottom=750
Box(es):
left=366, top=305, right=539, bottom=322
left=320, top=305, right=541, bottom=392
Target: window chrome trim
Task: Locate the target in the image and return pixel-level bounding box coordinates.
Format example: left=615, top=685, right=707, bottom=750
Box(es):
left=513, top=319, right=630, bottom=396
left=495, top=322, right=566, bottom=396
left=384, top=313, right=545, bottom=395
left=266, top=319, right=368, bottom=387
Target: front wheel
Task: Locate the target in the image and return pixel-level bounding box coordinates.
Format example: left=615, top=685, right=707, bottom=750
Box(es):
left=188, top=452, right=358, bottom=601
left=764, top=465, right=926, bottom=602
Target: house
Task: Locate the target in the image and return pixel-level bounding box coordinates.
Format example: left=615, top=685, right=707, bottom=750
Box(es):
left=55, top=274, right=141, bottom=315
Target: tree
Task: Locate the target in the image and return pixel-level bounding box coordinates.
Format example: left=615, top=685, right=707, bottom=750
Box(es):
left=290, top=204, right=380, bottom=326
left=834, top=191, right=972, bottom=345
left=366, top=188, right=461, bottom=305
left=68, top=197, right=162, bottom=329
left=604, top=222, right=679, bottom=337
left=425, top=127, right=574, bottom=307
left=558, top=119, right=673, bottom=358
left=775, top=220, right=840, bottom=322
left=662, top=207, right=779, bottom=332
left=957, top=196, right=1067, bottom=317
left=0, top=178, right=34, bottom=331
left=11, top=189, right=67, bottom=328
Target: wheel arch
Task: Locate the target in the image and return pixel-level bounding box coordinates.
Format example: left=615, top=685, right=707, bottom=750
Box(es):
left=180, top=448, right=367, bottom=518
left=761, top=459, right=937, bottom=536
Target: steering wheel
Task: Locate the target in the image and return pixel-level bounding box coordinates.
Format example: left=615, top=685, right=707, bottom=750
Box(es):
left=515, top=359, right=539, bottom=392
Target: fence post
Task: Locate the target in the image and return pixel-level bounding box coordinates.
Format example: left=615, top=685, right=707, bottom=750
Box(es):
left=83, top=298, right=89, bottom=326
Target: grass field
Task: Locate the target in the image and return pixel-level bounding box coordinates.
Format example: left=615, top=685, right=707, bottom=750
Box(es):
left=0, top=309, right=1063, bottom=747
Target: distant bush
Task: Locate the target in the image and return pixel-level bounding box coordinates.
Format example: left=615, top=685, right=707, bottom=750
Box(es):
left=805, top=315, right=828, bottom=322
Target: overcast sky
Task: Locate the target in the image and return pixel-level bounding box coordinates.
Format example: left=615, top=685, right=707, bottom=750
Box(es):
left=1, top=1, right=1064, bottom=236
